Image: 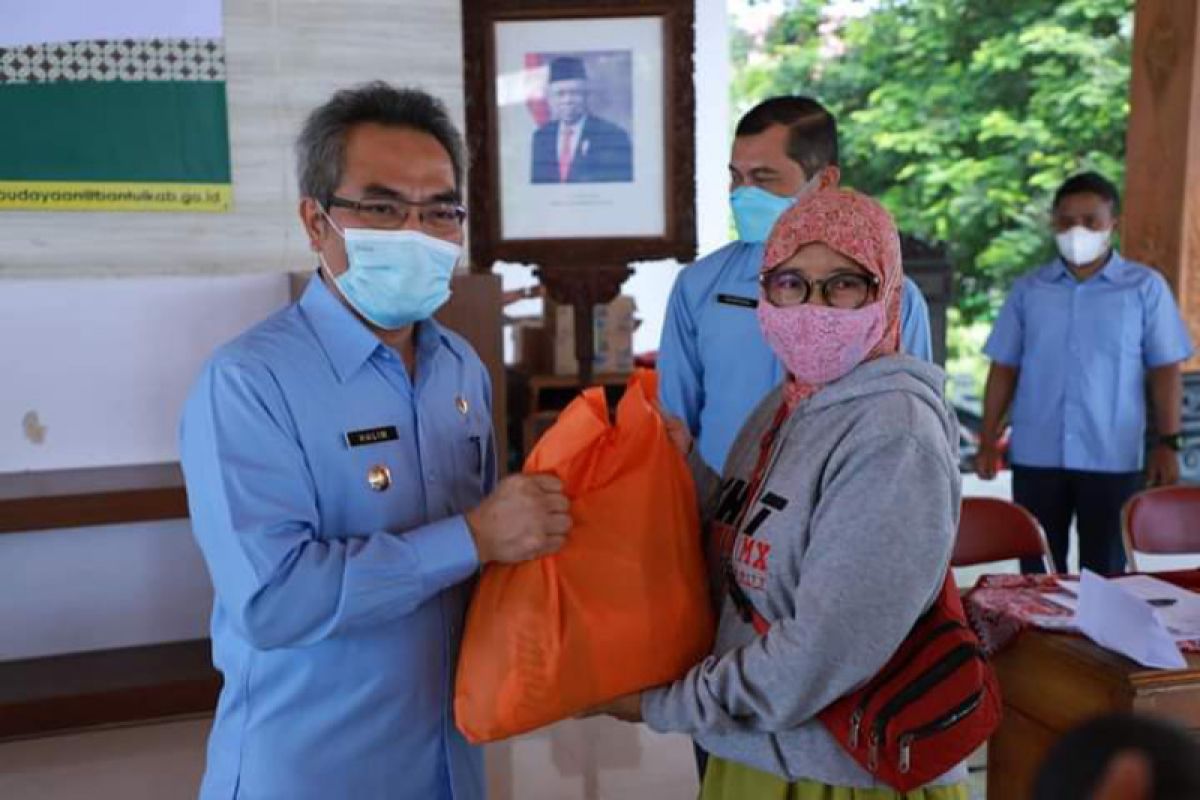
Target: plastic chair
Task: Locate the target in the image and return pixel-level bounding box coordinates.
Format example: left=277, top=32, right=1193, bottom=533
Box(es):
left=1121, top=486, right=1200, bottom=572
left=952, top=496, right=1055, bottom=573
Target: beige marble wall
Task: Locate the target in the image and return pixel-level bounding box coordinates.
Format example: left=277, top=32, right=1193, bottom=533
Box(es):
left=0, top=0, right=464, bottom=278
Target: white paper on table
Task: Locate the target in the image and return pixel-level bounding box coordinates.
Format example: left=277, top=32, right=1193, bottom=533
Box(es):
left=1111, top=574, right=1200, bottom=641
left=1075, top=569, right=1187, bottom=670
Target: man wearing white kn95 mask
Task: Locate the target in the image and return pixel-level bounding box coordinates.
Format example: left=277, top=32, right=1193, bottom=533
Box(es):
left=976, top=171, right=1193, bottom=577
left=180, top=83, right=572, bottom=800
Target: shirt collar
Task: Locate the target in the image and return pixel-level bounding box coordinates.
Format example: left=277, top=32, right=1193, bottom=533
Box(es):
left=737, top=240, right=768, bottom=279
left=1044, top=249, right=1133, bottom=285
left=298, top=275, right=465, bottom=382
left=1097, top=250, right=1136, bottom=283
left=417, top=314, right=462, bottom=364
left=299, top=275, right=381, bottom=382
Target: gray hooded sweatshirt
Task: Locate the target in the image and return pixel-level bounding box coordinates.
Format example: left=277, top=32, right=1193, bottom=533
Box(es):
left=642, top=355, right=966, bottom=788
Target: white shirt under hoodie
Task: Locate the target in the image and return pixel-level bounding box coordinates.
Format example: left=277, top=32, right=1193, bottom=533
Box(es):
left=642, top=354, right=968, bottom=789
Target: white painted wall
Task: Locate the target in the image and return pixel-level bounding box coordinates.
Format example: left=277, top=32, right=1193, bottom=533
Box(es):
left=694, top=0, right=734, bottom=257
left=0, top=275, right=290, bottom=471
left=0, top=521, right=212, bottom=660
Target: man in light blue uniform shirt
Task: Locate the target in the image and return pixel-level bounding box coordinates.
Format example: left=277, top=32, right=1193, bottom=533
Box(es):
left=180, top=84, right=572, bottom=799
left=977, top=172, right=1193, bottom=574
left=659, top=96, right=933, bottom=471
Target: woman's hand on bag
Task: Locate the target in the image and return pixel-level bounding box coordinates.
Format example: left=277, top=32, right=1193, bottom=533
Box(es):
left=662, top=414, right=693, bottom=458
left=466, top=474, right=572, bottom=564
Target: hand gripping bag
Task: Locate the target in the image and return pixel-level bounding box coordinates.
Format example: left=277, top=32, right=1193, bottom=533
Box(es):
left=454, top=370, right=715, bottom=743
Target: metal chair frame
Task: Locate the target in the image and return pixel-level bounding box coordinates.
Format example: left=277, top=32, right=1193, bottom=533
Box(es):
left=1121, top=485, right=1200, bottom=572
left=953, top=496, right=1056, bottom=574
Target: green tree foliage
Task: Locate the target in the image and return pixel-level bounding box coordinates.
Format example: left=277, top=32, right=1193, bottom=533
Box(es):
left=734, top=0, right=1133, bottom=323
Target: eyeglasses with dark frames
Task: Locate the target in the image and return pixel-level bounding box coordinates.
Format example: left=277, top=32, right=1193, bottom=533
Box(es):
left=759, top=268, right=880, bottom=309
left=326, top=195, right=467, bottom=235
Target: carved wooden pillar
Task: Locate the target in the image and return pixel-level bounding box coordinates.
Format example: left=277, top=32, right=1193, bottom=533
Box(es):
left=536, top=263, right=632, bottom=386
left=1124, top=0, right=1200, bottom=368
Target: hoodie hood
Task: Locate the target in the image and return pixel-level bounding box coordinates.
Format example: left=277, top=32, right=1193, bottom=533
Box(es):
left=801, top=353, right=958, bottom=454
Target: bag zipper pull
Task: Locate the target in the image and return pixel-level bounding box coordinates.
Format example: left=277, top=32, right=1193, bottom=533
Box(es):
left=891, top=689, right=985, bottom=777
left=899, top=734, right=914, bottom=774
left=867, top=730, right=880, bottom=772
left=849, top=708, right=863, bottom=749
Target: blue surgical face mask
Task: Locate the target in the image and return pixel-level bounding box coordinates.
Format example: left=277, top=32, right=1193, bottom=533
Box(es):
left=730, top=172, right=823, bottom=243
left=321, top=210, right=461, bottom=329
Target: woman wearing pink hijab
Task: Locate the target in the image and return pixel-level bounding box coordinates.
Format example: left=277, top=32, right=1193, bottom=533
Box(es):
left=601, top=189, right=967, bottom=799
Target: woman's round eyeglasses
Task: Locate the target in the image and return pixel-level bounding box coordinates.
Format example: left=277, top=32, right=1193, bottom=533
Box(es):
left=759, top=268, right=880, bottom=309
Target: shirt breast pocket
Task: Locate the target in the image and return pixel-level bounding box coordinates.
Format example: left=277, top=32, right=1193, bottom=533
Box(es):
left=1021, top=289, right=1069, bottom=365
left=451, top=417, right=491, bottom=500
left=1091, top=292, right=1140, bottom=359
left=338, top=438, right=421, bottom=534
left=457, top=432, right=485, bottom=478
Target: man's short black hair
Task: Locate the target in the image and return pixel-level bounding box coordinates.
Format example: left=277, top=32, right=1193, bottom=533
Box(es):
left=296, top=82, right=465, bottom=205
left=1053, top=171, right=1121, bottom=214
left=735, top=96, right=839, bottom=178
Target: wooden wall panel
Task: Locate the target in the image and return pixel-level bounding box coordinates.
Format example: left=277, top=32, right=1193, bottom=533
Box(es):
left=1124, top=0, right=1200, bottom=368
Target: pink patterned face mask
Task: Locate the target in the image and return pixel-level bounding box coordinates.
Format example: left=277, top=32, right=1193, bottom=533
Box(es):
left=758, top=299, right=885, bottom=388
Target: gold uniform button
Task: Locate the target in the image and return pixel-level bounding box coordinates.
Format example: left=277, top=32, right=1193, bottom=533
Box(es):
left=367, top=464, right=392, bottom=492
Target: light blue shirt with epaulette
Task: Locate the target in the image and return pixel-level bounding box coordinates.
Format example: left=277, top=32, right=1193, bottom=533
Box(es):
left=181, top=276, right=495, bottom=800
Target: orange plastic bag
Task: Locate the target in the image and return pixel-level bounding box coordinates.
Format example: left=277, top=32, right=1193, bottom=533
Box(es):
left=454, top=370, right=714, bottom=743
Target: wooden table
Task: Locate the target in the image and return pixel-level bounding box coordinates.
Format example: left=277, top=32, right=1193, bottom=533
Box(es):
left=987, top=630, right=1200, bottom=799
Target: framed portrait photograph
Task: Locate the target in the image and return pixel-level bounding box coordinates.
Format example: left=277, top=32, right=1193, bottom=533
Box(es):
left=463, top=0, right=696, bottom=269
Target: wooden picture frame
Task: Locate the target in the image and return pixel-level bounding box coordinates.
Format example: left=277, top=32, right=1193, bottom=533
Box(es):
left=462, top=0, right=697, bottom=271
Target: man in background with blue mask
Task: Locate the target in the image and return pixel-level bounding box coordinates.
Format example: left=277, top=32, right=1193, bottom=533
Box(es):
left=180, top=83, right=572, bottom=800
left=658, top=96, right=933, bottom=473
